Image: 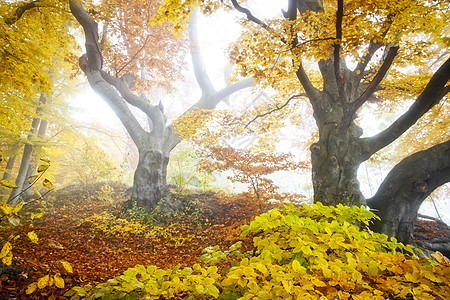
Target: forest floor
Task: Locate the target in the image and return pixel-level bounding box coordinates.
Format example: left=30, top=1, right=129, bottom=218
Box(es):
left=1, top=183, right=449, bottom=299
left=0, top=183, right=263, bottom=300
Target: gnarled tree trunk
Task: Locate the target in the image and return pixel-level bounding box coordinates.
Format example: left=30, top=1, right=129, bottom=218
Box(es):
left=132, top=149, right=169, bottom=210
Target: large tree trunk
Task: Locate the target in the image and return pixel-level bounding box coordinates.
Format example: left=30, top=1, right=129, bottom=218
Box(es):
left=309, top=92, right=366, bottom=207
left=132, top=148, right=169, bottom=211
left=367, top=140, right=450, bottom=244
left=23, top=119, right=48, bottom=200
left=311, top=138, right=365, bottom=207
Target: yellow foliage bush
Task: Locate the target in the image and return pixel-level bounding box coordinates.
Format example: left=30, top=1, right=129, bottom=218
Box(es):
left=67, top=203, right=450, bottom=299
left=82, top=212, right=172, bottom=242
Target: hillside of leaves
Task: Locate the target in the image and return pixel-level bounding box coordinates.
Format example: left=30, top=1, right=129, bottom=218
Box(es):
left=1, top=183, right=449, bottom=299
left=0, top=183, right=261, bottom=299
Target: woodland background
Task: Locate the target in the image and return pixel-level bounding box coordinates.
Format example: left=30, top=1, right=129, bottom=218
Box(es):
left=1, top=0, right=449, bottom=299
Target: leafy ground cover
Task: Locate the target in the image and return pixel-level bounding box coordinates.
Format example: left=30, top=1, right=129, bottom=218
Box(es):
left=0, top=183, right=260, bottom=299
left=1, top=183, right=449, bottom=299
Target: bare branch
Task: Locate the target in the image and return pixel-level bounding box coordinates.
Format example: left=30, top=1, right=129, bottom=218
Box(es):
left=354, top=14, right=393, bottom=80
left=189, top=9, right=215, bottom=94
left=362, top=57, right=450, bottom=157
left=69, top=1, right=147, bottom=147
left=352, top=46, right=399, bottom=114
left=69, top=0, right=102, bottom=70
left=230, top=0, right=269, bottom=30
left=115, top=34, right=151, bottom=77
left=245, top=93, right=305, bottom=128
left=5, top=0, right=41, bottom=25
left=295, top=64, right=320, bottom=101
left=283, top=0, right=298, bottom=20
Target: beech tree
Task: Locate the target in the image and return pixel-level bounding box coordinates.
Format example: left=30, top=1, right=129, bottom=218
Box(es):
left=1, top=0, right=79, bottom=203
left=156, top=0, right=450, bottom=243
left=69, top=0, right=253, bottom=211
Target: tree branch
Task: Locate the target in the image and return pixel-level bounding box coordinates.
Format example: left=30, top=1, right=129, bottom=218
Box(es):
left=5, top=0, right=41, bottom=25
left=245, top=93, right=305, bottom=128
left=189, top=9, right=215, bottom=94
left=367, top=139, right=450, bottom=243
left=115, top=34, right=151, bottom=77
left=353, top=14, right=393, bottom=84
left=215, top=78, right=255, bottom=102
left=69, top=1, right=147, bottom=147
left=362, top=57, right=450, bottom=157
left=351, top=46, right=399, bottom=114
left=230, top=0, right=269, bottom=30
left=283, top=0, right=298, bottom=20
left=69, top=1, right=102, bottom=71
left=295, top=64, right=321, bottom=101
left=333, top=0, right=344, bottom=100
left=295, top=0, right=325, bottom=14
left=99, top=70, right=167, bottom=140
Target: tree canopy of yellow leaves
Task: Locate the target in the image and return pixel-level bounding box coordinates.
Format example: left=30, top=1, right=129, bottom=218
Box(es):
left=0, top=0, right=79, bottom=136
left=151, top=0, right=226, bottom=36
left=173, top=108, right=215, bottom=141
left=229, top=0, right=448, bottom=91
left=157, top=0, right=449, bottom=162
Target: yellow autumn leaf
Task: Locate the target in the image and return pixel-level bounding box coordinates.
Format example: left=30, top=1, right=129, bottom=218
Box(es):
left=0, top=179, right=18, bottom=188
left=61, top=260, right=73, bottom=273
left=43, top=179, right=53, bottom=189
left=0, top=242, right=12, bottom=260
left=12, top=203, right=23, bottom=214
left=40, top=158, right=51, bottom=163
left=37, top=164, right=49, bottom=173
left=0, top=203, right=13, bottom=215
left=48, top=275, right=54, bottom=287
left=222, top=277, right=235, bottom=286
left=54, top=274, right=65, bottom=288
left=2, top=251, right=13, bottom=266
left=37, top=275, right=49, bottom=289
left=292, top=259, right=301, bottom=271
left=26, top=282, right=38, bottom=294
left=28, top=231, right=39, bottom=244
left=31, top=212, right=44, bottom=220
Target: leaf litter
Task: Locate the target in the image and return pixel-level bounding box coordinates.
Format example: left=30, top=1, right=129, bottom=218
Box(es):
left=0, top=182, right=262, bottom=299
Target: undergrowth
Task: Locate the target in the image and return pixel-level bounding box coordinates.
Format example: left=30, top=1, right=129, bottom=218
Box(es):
left=65, top=202, right=450, bottom=300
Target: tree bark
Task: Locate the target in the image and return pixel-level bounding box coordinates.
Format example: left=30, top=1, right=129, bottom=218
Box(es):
left=9, top=139, right=36, bottom=204
left=23, top=119, right=48, bottom=200
left=132, top=149, right=169, bottom=211
left=8, top=94, right=46, bottom=205
left=1, top=152, right=17, bottom=198
left=367, top=140, right=450, bottom=244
